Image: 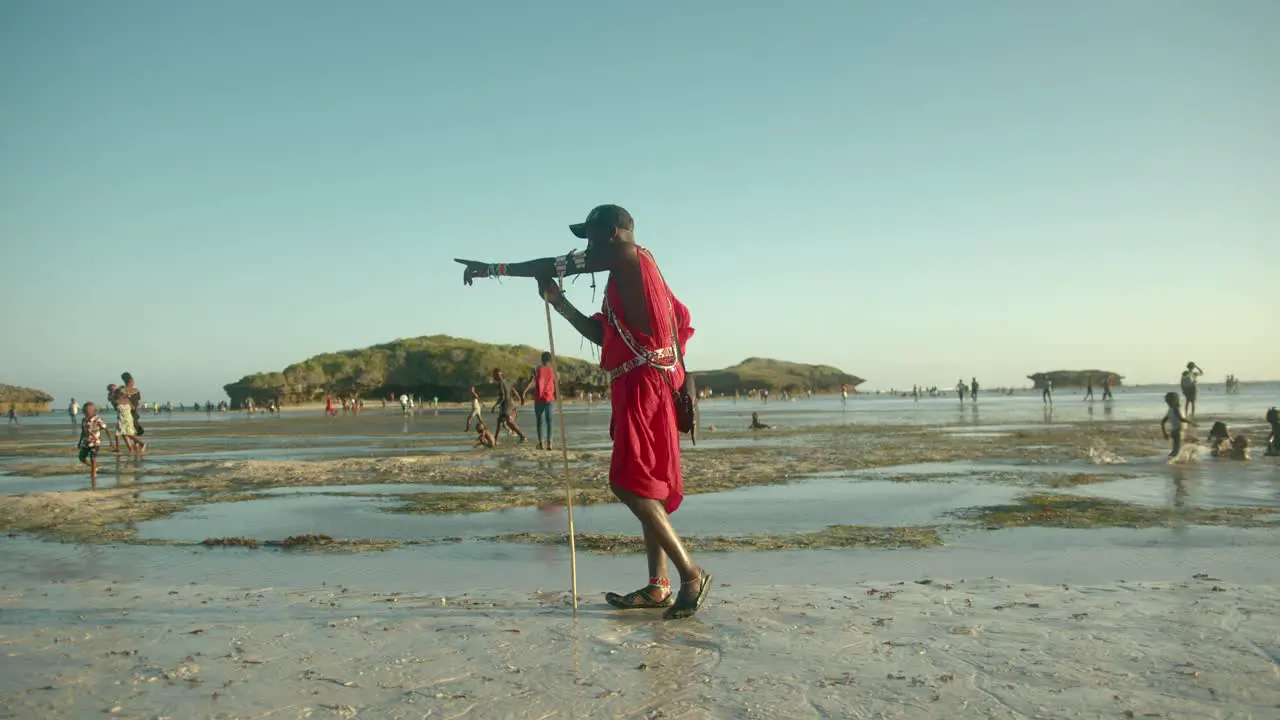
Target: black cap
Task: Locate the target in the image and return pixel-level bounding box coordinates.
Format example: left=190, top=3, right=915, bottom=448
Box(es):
left=569, top=204, right=633, bottom=239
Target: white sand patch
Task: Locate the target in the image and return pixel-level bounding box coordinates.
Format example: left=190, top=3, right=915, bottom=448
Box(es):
left=1, top=577, right=1276, bottom=718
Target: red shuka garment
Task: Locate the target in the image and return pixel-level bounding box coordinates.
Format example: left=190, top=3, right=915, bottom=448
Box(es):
left=590, top=248, right=694, bottom=513
left=533, top=366, right=556, bottom=403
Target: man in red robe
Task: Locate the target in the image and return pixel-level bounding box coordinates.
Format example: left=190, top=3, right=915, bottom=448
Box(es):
left=456, top=204, right=711, bottom=620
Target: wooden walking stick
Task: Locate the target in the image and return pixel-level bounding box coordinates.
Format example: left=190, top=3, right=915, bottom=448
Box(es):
left=544, top=298, right=579, bottom=612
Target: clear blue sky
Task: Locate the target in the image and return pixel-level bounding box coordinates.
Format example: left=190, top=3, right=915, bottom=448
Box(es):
left=2, top=1, right=1276, bottom=404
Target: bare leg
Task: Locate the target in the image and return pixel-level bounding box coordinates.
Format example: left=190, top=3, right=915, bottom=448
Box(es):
left=610, top=485, right=704, bottom=600
left=503, top=416, right=526, bottom=442
left=644, top=524, right=670, bottom=586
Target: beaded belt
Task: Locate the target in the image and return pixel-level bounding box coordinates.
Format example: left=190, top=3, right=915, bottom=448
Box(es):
left=606, top=346, right=676, bottom=382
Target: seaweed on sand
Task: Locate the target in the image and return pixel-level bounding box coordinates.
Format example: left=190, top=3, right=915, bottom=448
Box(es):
left=273, top=534, right=399, bottom=552
left=1039, top=473, right=1135, bottom=488
left=281, top=533, right=335, bottom=547
left=201, top=536, right=260, bottom=549
left=954, top=494, right=1276, bottom=529
left=485, top=525, right=942, bottom=553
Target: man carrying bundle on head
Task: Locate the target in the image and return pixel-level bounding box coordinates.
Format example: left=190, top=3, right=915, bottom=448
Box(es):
left=456, top=204, right=711, bottom=620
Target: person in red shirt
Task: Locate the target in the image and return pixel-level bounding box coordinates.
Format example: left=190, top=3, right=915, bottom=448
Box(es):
left=523, top=352, right=557, bottom=450
left=456, top=204, right=711, bottom=620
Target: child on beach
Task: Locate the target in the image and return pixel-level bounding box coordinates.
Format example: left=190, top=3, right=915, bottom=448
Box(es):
left=78, top=403, right=116, bottom=487
left=749, top=412, right=771, bottom=430
left=1161, top=392, right=1196, bottom=458
left=1207, top=422, right=1231, bottom=456
left=1266, top=407, right=1279, bottom=456
left=1205, top=421, right=1249, bottom=458
left=1228, top=435, right=1250, bottom=460
left=1180, top=362, right=1203, bottom=417
left=474, top=420, right=495, bottom=449
left=465, top=386, right=483, bottom=432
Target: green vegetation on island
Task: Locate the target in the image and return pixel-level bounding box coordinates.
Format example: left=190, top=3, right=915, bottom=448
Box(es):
left=224, top=335, right=609, bottom=407
left=0, top=384, right=53, bottom=412
left=1027, top=370, right=1123, bottom=389
left=224, top=337, right=866, bottom=407
left=695, top=357, right=864, bottom=395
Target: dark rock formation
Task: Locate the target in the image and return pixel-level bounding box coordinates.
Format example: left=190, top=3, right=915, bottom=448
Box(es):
left=1027, top=370, right=1123, bottom=389
left=695, top=357, right=864, bottom=396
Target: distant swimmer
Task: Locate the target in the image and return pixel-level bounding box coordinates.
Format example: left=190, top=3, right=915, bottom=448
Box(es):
left=1180, top=362, right=1204, bottom=417
left=840, top=383, right=849, bottom=410
left=1102, top=374, right=1114, bottom=401
left=970, top=377, right=979, bottom=404
left=956, top=379, right=967, bottom=405
left=6, top=404, right=16, bottom=425
left=1042, top=379, right=1054, bottom=405
left=68, top=398, right=80, bottom=424
left=749, top=412, right=771, bottom=430
left=1161, top=392, right=1196, bottom=458
left=399, top=393, right=409, bottom=416
left=1084, top=376, right=1095, bottom=402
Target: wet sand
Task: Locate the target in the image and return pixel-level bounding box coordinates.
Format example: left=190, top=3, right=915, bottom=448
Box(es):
left=3, top=573, right=1277, bottom=719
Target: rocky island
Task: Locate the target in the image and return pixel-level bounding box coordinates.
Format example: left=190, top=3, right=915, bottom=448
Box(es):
left=1027, top=370, right=1123, bottom=389
left=0, top=384, right=53, bottom=413
left=694, top=357, right=864, bottom=396
left=224, top=337, right=865, bottom=407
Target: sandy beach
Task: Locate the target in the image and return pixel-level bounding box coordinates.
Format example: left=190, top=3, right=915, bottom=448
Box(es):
left=2, top=388, right=1278, bottom=718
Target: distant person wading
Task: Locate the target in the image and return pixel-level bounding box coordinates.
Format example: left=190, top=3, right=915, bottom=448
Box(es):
left=1180, top=362, right=1204, bottom=417
left=490, top=369, right=526, bottom=444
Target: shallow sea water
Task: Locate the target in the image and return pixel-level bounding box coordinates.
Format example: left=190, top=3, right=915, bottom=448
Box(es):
left=1, top=383, right=1276, bottom=600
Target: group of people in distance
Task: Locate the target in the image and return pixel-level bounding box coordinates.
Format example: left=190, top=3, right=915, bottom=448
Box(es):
left=74, top=372, right=148, bottom=487
left=1161, top=361, right=1277, bottom=459
left=471, top=354, right=559, bottom=450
